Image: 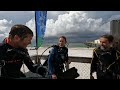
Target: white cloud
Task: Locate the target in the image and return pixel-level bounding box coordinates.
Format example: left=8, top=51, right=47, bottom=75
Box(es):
left=108, top=15, right=120, bottom=21
left=26, top=18, right=35, bottom=35
left=0, top=11, right=120, bottom=44
left=0, top=19, right=12, bottom=25
left=25, top=11, right=120, bottom=43
left=44, top=11, right=105, bottom=37
left=25, top=11, right=110, bottom=38
left=25, top=18, right=36, bottom=43
left=0, top=19, right=13, bottom=41
left=99, top=22, right=110, bottom=33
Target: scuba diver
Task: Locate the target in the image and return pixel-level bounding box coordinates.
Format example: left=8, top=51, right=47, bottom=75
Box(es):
left=90, top=34, right=120, bottom=79
left=0, top=24, right=47, bottom=79
left=42, top=36, right=79, bottom=79
left=45, top=36, right=70, bottom=79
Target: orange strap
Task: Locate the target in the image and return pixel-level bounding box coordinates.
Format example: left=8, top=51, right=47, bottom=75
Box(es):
left=5, top=38, right=9, bottom=43
left=4, top=37, right=12, bottom=46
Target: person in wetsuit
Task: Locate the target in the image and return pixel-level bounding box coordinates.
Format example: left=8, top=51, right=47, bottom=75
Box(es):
left=90, top=34, right=120, bottom=79
left=47, top=36, right=70, bottom=79
left=0, top=24, right=47, bottom=78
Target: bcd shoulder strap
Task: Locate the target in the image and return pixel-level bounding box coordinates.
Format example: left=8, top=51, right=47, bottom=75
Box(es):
left=94, top=47, right=119, bottom=71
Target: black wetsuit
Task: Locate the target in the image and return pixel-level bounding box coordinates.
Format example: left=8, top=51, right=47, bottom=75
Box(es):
left=47, top=45, right=68, bottom=78
left=0, top=43, right=38, bottom=78
left=90, top=47, right=120, bottom=79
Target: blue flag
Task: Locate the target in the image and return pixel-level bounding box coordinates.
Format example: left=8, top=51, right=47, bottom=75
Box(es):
left=35, top=11, right=47, bottom=48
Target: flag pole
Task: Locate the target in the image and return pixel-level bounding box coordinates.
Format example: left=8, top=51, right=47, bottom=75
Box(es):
left=35, top=11, right=39, bottom=64
left=36, top=47, right=40, bottom=64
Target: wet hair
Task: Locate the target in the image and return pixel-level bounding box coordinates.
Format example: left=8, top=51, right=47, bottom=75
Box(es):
left=100, top=34, right=114, bottom=43
left=9, top=24, right=33, bottom=40
left=59, top=36, right=67, bottom=43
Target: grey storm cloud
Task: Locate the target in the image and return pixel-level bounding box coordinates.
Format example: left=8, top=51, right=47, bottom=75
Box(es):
left=0, top=11, right=120, bottom=45
left=85, top=11, right=120, bottom=20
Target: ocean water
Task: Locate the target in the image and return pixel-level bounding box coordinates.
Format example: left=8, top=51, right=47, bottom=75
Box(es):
left=67, top=43, right=88, bottom=48
left=29, top=43, right=91, bottom=48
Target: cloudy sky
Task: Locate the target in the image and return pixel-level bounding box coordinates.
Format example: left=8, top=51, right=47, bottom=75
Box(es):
left=0, top=11, right=120, bottom=46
